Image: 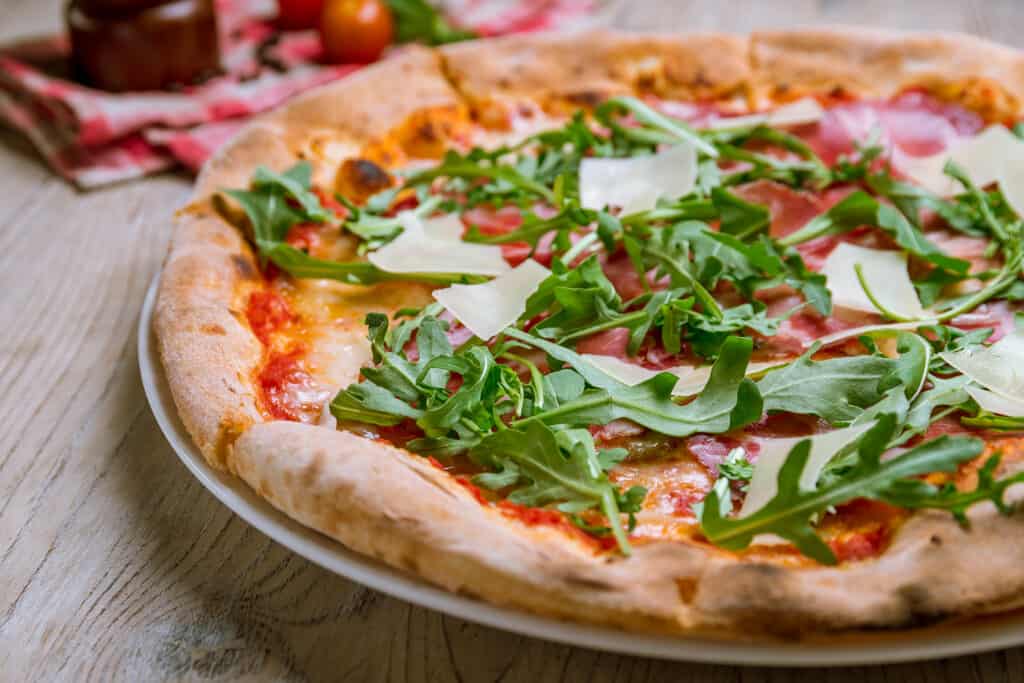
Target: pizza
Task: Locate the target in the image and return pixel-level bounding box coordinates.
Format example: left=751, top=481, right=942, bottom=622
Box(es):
left=155, top=28, right=1024, bottom=638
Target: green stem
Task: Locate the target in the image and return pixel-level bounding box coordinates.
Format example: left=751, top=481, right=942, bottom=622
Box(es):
left=854, top=263, right=917, bottom=323
left=933, top=254, right=1021, bottom=322
left=643, top=248, right=723, bottom=320
left=561, top=231, right=600, bottom=264
left=558, top=310, right=650, bottom=345
left=620, top=199, right=716, bottom=227
left=500, top=351, right=546, bottom=411
left=600, top=96, right=719, bottom=158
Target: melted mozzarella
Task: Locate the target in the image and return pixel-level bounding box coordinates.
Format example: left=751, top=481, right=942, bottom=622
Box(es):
left=739, top=423, right=874, bottom=517
left=705, top=98, right=825, bottom=131
left=368, top=213, right=509, bottom=276
left=579, top=143, right=697, bottom=215
left=432, top=259, right=550, bottom=340
left=820, top=243, right=925, bottom=319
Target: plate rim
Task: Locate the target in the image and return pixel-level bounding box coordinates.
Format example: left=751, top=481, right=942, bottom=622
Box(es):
left=138, top=272, right=1024, bottom=667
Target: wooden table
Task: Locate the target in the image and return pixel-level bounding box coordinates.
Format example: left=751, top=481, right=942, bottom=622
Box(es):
left=4, top=0, right=1024, bottom=679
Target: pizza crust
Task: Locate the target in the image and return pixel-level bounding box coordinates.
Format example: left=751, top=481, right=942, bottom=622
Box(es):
left=230, top=421, right=1024, bottom=636
left=751, top=28, right=1024, bottom=119
left=440, top=30, right=750, bottom=115
left=155, top=28, right=1024, bottom=636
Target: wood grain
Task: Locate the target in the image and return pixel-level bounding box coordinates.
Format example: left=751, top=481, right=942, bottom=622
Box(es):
left=2, top=0, right=1024, bottom=680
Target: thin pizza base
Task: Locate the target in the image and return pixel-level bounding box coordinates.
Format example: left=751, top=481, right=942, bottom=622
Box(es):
left=154, top=29, right=1024, bottom=638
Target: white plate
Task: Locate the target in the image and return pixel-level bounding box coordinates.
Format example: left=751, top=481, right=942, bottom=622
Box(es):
left=139, top=273, right=1024, bottom=666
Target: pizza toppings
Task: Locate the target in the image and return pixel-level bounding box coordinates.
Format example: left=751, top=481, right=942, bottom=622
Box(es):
left=941, top=330, right=1024, bottom=421
left=368, top=212, right=510, bottom=276
left=819, top=243, right=926, bottom=319
left=258, top=347, right=328, bottom=422
left=246, top=290, right=294, bottom=345
left=705, top=97, right=825, bottom=131
left=738, top=423, right=873, bottom=517
left=223, top=90, right=1024, bottom=560
left=581, top=354, right=786, bottom=397
left=432, top=259, right=550, bottom=339
left=896, top=124, right=1024, bottom=196
left=579, top=142, right=698, bottom=214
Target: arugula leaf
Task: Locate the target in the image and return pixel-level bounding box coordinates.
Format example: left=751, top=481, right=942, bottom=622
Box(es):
left=595, top=96, right=718, bottom=157
left=227, top=162, right=476, bottom=286
left=637, top=222, right=725, bottom=318
left=703, top=125, right=830, bottom=189
left=700, top=417, right=986, bottom=564
left=252, top=164, right=331, bottom=222
left=712, top=187, right=771, bottom=240
left=668, top=302, right=792, bottom=360
left=751, top=238, right=831, bottom=314
left=333, top=314, right=458, bottom=424
left=331, top=379, right=425, bottom=426
left=524, top=256, right=625, bottom=341
left=387, top=0, right=476, bottom=45
left=470, top=423, right=643, bottom=553
left=778, top=190, right=969, bottom=274
left=260, top=240, right=471, bottom=286
left=404, top=150, right=557, bottom=204
left=879, top=453, right=1024, bottom=525
left=718, top=448, right=754, bottom=485
left=868, top=171, right=984, bottom=238
left=504, top=329, right=763, bottom=437
left=757, top=348, right=898, bottom=425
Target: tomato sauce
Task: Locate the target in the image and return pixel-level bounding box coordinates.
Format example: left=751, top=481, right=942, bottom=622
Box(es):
left=257, top=346, right=318, bottom=422
left=285, top=222, right=324, bottom=252
left=246, top=290, right=294, bottom=345
left=497, top=500, right=566, bottom=527
left=828, top=526, right=889, bottom=563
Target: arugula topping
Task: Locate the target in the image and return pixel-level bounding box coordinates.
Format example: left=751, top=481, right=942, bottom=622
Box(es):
left=757, top=349, right=898, bottom=425
left=404, top=149, right=558, bottom=205
left=700, top=416, right=996, bottom=564
left=225, top=162, right=476, bottom=286
left=502, top=328, right=763, bottom=437
left=470, top=422, right=645, bottom=553
left=222, top=99, right=1024, bottom=561
left=718, top=448, right=754, bottom=488
left=778, top=189, right=970, bottom=274
left=330, top=312, right=647, bottom=552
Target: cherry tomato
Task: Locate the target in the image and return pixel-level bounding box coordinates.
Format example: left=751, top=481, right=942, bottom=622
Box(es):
left=277, top=0, right=325, bottom=30
left=320, top=0, right=394, bottom=64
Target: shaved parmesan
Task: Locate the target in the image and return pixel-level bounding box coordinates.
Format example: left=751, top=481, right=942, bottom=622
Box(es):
left=966, top=385, right=1024, bottom=418
left=433, top=259, right=550, bottom=340
left=739, top=423, right=874, bottom=518
left=368, top=213, right=510, bottom=276
left=706, top=98, right=825, bottom=131
left=581, top=354, right=663, bottom=386
left=898, top=125, right=1024, bottom=196
left=579, top=143, right=697, bottom=215
left=581, top=355, right=785, bottom=397
left=940, top=331, right=1024, bottom=415
left=999, top=155, right=1024, bottom=219
left=814, top=320, right=938, bottom=348
left=820, top=243, right=926, bottom=319
left=418, top=212, right=465, bottom=241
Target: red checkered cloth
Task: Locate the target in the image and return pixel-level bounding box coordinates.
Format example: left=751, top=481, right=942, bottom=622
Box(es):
left=0, top=0, right=609, bottom=189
